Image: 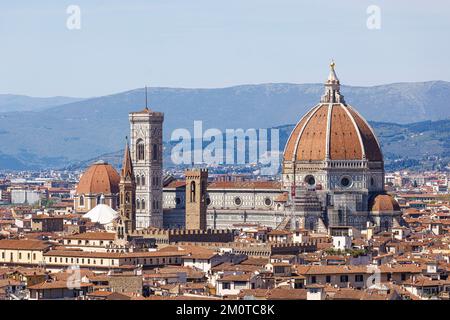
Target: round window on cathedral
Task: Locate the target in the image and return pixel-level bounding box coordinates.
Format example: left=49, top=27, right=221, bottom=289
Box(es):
left=305, top=175, right=316, bottom=186
left=340, top=176, right=352, bottom=188
left=234, top=197, right=242, bottom=206
left=264, top=197, right=272, bottom=207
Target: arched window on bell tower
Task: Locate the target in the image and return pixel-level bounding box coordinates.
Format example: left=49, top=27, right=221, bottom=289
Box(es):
left=152, top=144, right=158, bottom=161
left=136, top=139, right=145, bottom=161
left=136, top=199, right=140, bottom=210
left=190, top=181, right=196, bottom=203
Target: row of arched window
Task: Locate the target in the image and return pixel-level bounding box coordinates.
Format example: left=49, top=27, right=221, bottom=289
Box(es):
left=152, top=176, right=160, bottom=187
left=136, top=139, right=159, bottom=161
left=78, top=193, right=158, bottom=211
left=78, top=194, right=106, bottom=207
left=136, top=199, right=146, bottom=210
left=136, top=199, right=160, bottom=210
left=136, top=175, right=161, bottom=187
left=135, top=175, right=160, bottom=186
left=136, top=175, right=146, bottom=186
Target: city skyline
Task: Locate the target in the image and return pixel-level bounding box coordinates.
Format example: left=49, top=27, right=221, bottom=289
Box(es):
left=1, top=1, right=450, bottom=305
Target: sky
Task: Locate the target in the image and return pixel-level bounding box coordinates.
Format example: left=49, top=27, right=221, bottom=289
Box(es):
left=0, top=0, right=449, bottom=97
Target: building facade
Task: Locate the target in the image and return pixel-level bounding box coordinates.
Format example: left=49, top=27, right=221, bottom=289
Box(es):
left=163, top=181, right=286, bottom=229
left=10, top=189, right=43, bottom=205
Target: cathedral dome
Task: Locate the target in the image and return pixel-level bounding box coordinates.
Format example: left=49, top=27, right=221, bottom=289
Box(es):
left=76, top=160, right=120, bottom=195
left=369, top=194, right=400, bottom=212
left=283, top=63, right=383, bottom=163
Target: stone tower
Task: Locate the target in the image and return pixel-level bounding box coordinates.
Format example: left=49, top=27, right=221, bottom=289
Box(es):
left=129, top=99, right=164, bottom=229
left=185, top=168, right=208, bottom=230
left=117, top=140, right=136, bottom=240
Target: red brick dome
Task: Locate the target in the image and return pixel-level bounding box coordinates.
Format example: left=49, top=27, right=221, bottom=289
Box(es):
left=283, top=103, right=383, bottom=162
left=76, top=161, right=120, bottom=195
left=370, top=194, right=400, bottom=212
left=284, top=62, right=382, bottom=164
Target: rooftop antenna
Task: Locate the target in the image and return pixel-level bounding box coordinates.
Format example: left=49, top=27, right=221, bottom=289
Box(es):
left=145, top=86, right=148, bottom=110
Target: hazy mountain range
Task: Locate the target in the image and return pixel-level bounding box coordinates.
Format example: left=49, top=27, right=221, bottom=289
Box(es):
left=63, top=120, right=450, bottom=173
left=0, top=94, right=83, bottom=113
left=0, top=81, right=450, bottom=170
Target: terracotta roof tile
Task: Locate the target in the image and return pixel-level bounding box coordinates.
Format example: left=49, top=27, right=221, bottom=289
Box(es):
left=0, top=240, right=51, bottom=251
left=64, top=232, right=116, bottom=241
left=28, top=280, right=92, bottom=290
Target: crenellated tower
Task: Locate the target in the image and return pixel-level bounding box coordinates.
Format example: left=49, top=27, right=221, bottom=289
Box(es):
left=185, top=168, right=209, bottom=230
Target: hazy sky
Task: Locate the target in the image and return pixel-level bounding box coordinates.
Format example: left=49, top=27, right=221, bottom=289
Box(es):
left=0, top=0, right=449, bottom=97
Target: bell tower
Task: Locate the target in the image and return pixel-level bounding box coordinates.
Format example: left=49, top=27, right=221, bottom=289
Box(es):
left=185, top=168, right=208, bottom=230
left=129, top=88, right=164, bottom=229
left=116, top=139, right=136, bottom=241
